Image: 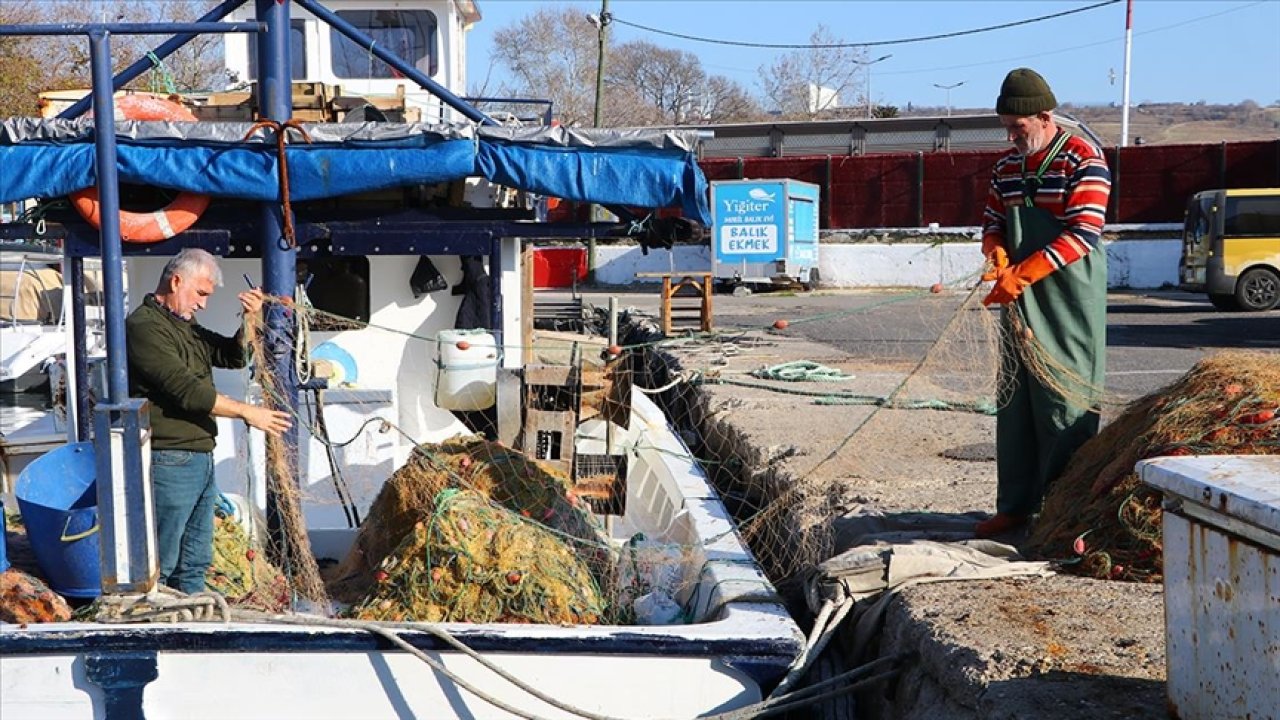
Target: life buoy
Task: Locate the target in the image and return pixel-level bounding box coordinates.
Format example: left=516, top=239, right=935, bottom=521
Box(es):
left=70, top=94, right=210, bottom=243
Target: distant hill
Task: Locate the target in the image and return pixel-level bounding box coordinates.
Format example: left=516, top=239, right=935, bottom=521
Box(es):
left=903, top=102, right=1280, bottom=146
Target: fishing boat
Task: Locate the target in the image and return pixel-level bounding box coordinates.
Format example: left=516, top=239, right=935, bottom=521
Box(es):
left=0, top=2, right=803, bottom=718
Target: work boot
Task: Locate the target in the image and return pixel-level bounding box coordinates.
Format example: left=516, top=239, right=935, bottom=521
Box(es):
left=974, top=512, right=1028, bottom=539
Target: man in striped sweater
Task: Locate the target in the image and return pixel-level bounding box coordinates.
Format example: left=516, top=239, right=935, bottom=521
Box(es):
left=975, top=68, right=1112, bottom=539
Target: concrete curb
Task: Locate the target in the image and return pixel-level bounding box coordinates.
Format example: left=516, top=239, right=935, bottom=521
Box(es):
left=589, top=239, right=1181, bottom=290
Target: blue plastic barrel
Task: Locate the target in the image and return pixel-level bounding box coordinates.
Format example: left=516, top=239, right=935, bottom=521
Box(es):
left=14, top=442, right=101, bottom=598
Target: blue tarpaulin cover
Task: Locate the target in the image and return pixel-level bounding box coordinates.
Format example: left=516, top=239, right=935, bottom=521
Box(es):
left=0, top=120, right=710, bottom=224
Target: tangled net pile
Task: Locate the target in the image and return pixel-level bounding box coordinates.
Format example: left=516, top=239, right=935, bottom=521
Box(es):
left=1026, top=351, right=1280, bottom=580
left=331, top=436, right=611, bottom=624
left=206, top=514, right=289, bottom=613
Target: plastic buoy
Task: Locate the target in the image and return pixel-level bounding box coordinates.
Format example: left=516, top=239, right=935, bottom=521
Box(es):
left=607, top=344, right=623, bottom=356
left=456, top=340, right=471, bottom=351
left=70, top=95, right=210, bottom=242
left=930, top=282, right=944, bottom=294
left=773, top=319, right=789, bottom=330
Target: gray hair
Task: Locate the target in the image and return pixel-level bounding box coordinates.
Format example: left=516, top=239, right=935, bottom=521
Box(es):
left=158, top=247, right=222, bottom=289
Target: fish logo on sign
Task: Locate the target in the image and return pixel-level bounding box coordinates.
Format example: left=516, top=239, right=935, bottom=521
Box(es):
left=748, top=188, right=775, bottom=202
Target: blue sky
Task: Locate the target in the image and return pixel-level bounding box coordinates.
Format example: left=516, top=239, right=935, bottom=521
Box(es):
left=465, top=0, right=1280, bottom=110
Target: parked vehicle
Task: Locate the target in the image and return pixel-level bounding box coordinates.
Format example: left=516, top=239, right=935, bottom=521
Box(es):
left=1179, top=187, right=1280, bottom=311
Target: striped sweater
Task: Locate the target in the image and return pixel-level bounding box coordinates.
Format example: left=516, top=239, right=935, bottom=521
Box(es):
left=981, top=130, right=1111, bottom=269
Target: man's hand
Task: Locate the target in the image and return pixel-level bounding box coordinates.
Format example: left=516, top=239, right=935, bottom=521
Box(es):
left=981, top=253, right=1056, bottom=306
left=238, top=287, right=267, bottom=315
left=241, top=404, right=292, bottom=437
left=981, top=246, right=1009, bottom=282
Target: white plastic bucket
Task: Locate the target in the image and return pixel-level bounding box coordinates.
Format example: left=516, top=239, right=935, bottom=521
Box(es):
left=435, top=329, right=498, bottom=411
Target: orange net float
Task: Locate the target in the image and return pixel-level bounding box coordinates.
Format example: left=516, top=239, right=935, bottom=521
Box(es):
left=69, top=95, right=211, bottom=243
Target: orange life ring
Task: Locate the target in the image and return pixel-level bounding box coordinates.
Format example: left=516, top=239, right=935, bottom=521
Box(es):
left=70, top=95, right=210, bottom=243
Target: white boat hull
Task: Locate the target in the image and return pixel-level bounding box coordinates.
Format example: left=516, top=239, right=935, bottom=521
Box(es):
left=1, top=393, right=803, bottom=719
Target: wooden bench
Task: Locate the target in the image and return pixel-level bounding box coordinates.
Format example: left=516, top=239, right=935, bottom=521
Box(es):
left=636, top=271, right=714, bottom=335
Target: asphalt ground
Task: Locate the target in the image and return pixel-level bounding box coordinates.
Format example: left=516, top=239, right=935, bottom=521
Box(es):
left=556, top=286, right=1280, bottom=403
left=547, top=284, right=1278, bottom=718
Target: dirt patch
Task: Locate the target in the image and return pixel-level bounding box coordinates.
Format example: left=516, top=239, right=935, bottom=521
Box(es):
left=643, top=319, right=1170, bottom=719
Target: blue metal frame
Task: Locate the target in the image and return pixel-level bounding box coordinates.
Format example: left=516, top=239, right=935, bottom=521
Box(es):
left=0, top=3, right=642, bottom=588
left=55, top=1, right=252, bottom=120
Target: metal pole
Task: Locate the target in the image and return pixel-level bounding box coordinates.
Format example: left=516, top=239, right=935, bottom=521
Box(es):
left=587, top=0, right=611, bottom=284
left=608, top=297, right=618, bottom=347
left=88, top=31, right=128, bottom=406
left=292, top=0, right=493, bottom=126
left=932, top=81, right=965, bottom=117
left=56, top=0, right=251, bottom=120
left=865, top=64, right=872, bottom=119
left=863, top=54, right=891, bottom=120
left=1120, top=0, right=1134, bottom=147
left=489, top=234, right=504, bottom=352
left=592, top=0, right=610, bottom=128
left=68, top=256, right=91, bottom=442
left=256, top=0, right=297, bottom=566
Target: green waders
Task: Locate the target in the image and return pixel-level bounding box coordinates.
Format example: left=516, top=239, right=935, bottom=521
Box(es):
left=996, top=205, right=1108, bottom=516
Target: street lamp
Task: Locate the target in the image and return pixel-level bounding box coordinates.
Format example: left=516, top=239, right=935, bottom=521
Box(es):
left=932, top=81, right=965, bottom=117
left=862, top=54, right=892, bottom=119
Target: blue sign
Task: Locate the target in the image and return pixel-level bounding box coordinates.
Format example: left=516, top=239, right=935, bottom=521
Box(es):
left=715, top=183, right=785, bottom=263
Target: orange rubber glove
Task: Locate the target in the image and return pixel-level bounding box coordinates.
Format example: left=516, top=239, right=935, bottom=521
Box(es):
left=980, top=234, right=1009, bottom=282
left=981, top=246, right=1010, bottom=282
left=982, top=252, right=1055, bottom=306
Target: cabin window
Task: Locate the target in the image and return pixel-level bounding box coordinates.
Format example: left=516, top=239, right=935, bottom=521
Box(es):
left=330, top=10, right=438, bottom=79
left=1223, top=196, right=1280, bottom=237
left=299, top=257, right=370, bottom=330
left=247, top=20, right=308, bottom=81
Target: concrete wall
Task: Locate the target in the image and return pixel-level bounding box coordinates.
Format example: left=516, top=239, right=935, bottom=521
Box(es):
left=593, top=239, right=1182, bottom=289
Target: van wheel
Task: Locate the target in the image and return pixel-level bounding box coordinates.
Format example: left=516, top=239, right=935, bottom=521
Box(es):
left=1234, top=268, right=1280, bottom=311
left=1209, top=294, right=1239, bottom=311
left=803, top=268, right=821, bottom=292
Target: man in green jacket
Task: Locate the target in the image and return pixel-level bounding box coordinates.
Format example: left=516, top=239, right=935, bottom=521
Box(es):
left=127, top=248, right=291, bottom=594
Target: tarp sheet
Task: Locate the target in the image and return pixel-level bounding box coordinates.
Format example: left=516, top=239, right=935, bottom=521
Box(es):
left=0, top=120, right=710, bottom=223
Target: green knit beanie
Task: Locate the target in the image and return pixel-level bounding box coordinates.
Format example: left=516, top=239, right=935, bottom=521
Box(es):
left=996, top=68, right=1057, bottom=116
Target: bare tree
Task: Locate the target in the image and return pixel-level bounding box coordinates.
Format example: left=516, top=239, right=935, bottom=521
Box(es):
left=490, top=6, right=599, bottom=126
left=695, top=76, right=761, bottom=124
left=758, top=25, right=866, bottom=119
left=608, top=40, right=705, bottom=124
left=0, top=0, right=225, bottom=118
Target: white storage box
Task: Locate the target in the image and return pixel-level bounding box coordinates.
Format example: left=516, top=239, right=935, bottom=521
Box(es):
left=1139, top=455, right=1280, bottom=720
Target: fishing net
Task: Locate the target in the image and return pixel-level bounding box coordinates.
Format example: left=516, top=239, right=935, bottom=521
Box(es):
left=330, top=436, right=610, bottom=623
left=23, top=249, right=1264, bottom=631
left=0, top=568, right=73, bottom=623
left=1025, top=351, right=1280, bottom=580
left=206, top=513, right=290, bottom=613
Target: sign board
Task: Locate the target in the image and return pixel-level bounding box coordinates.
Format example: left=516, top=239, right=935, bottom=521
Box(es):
left=714, top=183, right=784, bottom=263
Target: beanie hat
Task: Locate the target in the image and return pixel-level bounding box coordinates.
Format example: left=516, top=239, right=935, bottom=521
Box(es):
left=996, top=68, right=1057, bottom=116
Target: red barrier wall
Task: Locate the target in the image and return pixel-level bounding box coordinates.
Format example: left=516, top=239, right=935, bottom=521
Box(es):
left=701, top=140, right=1280, bottom=229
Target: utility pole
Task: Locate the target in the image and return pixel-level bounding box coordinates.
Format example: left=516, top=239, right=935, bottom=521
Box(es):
left=587, top=0, right=610, bottom=282
left=591, top=0, right=610, bottom=129
left=1119, top=0, right=1134, bottom=146
left=932, top=81, right=965, bottom=117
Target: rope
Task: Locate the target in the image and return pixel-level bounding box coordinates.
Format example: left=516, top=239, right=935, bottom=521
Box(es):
left=700, top=654, right=910, bottom=720
left=236, top=611, right=628, bottom=720
left=750, top=360, right=854, bottom=382
left=145, top=51, right=179, bottom=96
left=92, top=587, right=231, bottom=624
left=242, top=119, right=312, bottom=247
